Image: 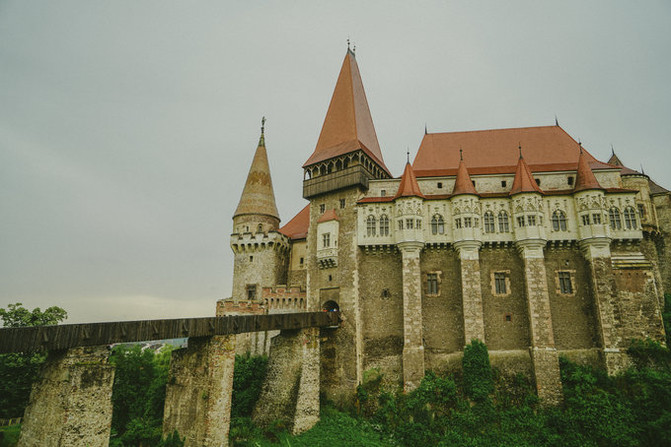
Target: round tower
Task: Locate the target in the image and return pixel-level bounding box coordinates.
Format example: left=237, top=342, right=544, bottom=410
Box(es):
left=230, top=119, right=288, bottom=302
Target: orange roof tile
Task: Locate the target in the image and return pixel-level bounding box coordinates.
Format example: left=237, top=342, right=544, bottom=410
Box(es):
left=574, top=148, right=603, bottom=192
left=510, top=154, right=543, bottom=196
left=317, top=208, right=338, bottom=223
left=303, top=51, right=390, bottom=175
left=234, top=129, right=280, bottom=220
left=413, top=125, right=612, bottom=177
left=451, top=158, right=478, bottom=196
left=394, top=162, right=424, bottom=199
left=279, top=204, right=310, bottom=240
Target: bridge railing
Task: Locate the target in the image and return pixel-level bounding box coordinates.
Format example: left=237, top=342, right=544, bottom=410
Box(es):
left=0, top=311, right=341, bottom=354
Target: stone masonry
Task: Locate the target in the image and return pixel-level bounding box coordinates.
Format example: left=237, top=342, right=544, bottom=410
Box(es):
left=163, top=335, right=236, bottom=447
left=18, top=345, right=115, bottom=447
left=454, top=241, right=486, bottom=344
left=399, top=242, right=425, bottom=391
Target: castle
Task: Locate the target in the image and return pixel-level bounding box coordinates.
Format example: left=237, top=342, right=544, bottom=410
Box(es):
left=219, top=48, right=671, bottom=404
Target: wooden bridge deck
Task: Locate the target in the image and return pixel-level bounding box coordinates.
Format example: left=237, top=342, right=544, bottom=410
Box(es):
left=0, top=311, right=340, bottom=354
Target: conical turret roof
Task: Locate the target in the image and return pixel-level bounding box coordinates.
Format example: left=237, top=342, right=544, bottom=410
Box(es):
left=451, top=156, right=478, bottom=196
left=303, top=50, right=390, bottom=175
left=510, top=152, right=543, bottom=196
left=394, top=162, right=424, bottom=199
left=234, top=123, right=280, bottom=221
left=574, top=148, right=603, bottom=192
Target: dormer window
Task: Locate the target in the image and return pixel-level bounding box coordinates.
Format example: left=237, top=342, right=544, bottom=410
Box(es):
left=501, top=180, right=507, bottom=188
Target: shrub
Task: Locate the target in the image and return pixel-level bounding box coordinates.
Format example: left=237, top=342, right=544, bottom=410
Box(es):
left=462, top=339, right=493, bottom=403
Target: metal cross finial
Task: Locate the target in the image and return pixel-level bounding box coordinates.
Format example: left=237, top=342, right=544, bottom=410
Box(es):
left=518, top=143, right=522, bottom=159
left=611, top=144, right=615, bottom=156
left=407, top=148, right=410, bottom=164
left=578, top=139, right=583, bottom=154
left=261, top=116, right=266, bottom=135
left=424, top=123, right=428, bottom=135
left=460, top=148, right=463, bottom=161
left=347, top=37, right=350, bottom=51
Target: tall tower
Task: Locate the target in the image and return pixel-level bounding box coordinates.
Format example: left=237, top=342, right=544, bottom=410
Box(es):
left=302, top=49, right=391, bottom=401
left=230, top=119, right=289, bottom=302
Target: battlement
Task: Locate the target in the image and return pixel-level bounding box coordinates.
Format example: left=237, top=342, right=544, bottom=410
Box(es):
left=262, top=286, right=306, bottom=311
left=230, top=231, right=289, bottom=254
left=216, top=298, right=265, bottom=316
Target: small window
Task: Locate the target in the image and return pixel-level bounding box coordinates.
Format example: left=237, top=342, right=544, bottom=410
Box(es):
left=527, top=215, right=537, bottom=226
left=535, top=178, right=541, bottom=186
left=494, top=272, right=507, bottom=295
left=505, top=313, right=512, bottom=322
left=455, top=218, right=462, bottom=229
left=427, top=273, right=439, bottom=295
left=319, top=204, right=326, bottom=214
left=249, top=255, right=253, bottom=262
left=624, top=207, right=637, bottom=230
left=416, top=219, right=422, bottom=229
left=637, top=203, right=646, bottom=219
left=517, top=216, right=525, bottom=227
left=558, top=272, right=573, bottom=294
left=472, top=180, right=476, bottom=187
left=381, top=289, right=391, bottom=299
left=581, top=215, right=590, bottom=226
left=339, top=199, right=346, bottom=209
left=380, top=189, right=386, bottom=197
left=398, top=220, right=404, bottom=230
left=567, top=176, right=574, bottom=186
left=498, top=211, right=510, bottom=232
left=463, top=217, right=472, bottom=227
left=437, top=182, right=443, bottom=189
left=484, top=211, right=495, bottom=233
left=592, top=213, right=602, bottom=224
left=257, top=224, right=263, bottom=233
left=379, top=215, right=390, bottom=236
left=246, top=284, right=257, bottom=300
left=406, top=218, right=414, bottom=229
left=501, top=180, right=507, bottom=188
left=328, top=274, right=332, bottom=281
left=322, top=233, right=331, bottom=248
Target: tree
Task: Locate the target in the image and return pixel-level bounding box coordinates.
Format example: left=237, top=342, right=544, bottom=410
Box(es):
left=0, top=302, right=68, bottom=418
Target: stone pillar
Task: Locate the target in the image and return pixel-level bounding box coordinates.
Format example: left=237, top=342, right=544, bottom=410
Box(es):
left=517, top=240, right=563, bottom=405
left=454, top=240, right=485, bottom=344
left=18, top=345, right=115, bottom=447
left=163, top=335, right=236, bottom=447
left=580, top=240, right=628, bottom=374
left=398, top=241, right=425, bottom=392
left=253, top=328, right=321, bottom=434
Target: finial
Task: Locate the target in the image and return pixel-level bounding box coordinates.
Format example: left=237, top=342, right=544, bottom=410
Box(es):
left=258, top=116, right=266, bottom=146
left=518, top=143, right=523, bottom=159
left=347, top=37, right=350, bottom=51
left=555, top=115, right=559, bottom=126
left=641, top=164, right=645, bottom=175
left=610, top=144, right=615, bottom=156
left=578, top=139, right=583, bottom=154
left=407, top=147, right=410, bottom=164
left=353, top=44, right=356, bottom=54
left=424, top=123, right=428, bottom=135
left=459, top=148, right=463, bottom=161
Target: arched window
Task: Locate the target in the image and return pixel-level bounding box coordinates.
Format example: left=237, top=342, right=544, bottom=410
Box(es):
left=624, top=206, right=637, bottom=230
left=498, top=211, right=510, bottom=233
left=379, top=214, right=389, bottom=236
left=609, top=207, right=622, bottom=230
left=257, top=224, right=263, bottom=233
left=431, top=214, right=445, bottom=235
left=483, top=211, right=495, bottom=233
left=366, top=215, right=376, bottom=236
left=551, top=210, right=567, bottom=231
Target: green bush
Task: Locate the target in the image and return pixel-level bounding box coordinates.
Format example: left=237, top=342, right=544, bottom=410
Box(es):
left=231, top=354, right=268, bottom=418
left=462, top=339, right=493, bottom=403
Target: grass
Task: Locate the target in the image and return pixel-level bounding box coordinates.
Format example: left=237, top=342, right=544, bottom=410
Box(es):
left=0, top=424, right=20, bottom=447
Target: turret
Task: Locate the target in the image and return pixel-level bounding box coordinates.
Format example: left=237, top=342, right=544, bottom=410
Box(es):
left=302, top=49, right=391, bottom=199
left=450, top=152, right=482, bottom=247
left=230, top=119, right=288, bottom=301
left=574, top=146, right=610, bottom=256
left=394, top=162, right=425, bottom=247
left=509, top=147, right=546, bottom=253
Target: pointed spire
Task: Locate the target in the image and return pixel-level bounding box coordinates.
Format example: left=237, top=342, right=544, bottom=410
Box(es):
left=607, top=145, right=624, bottom=166
left=555, top=115, right=559, bottom=126
left=394, top=162, right=424, bottom=199
left=451, top=154, right=477, bottom=196
left=510, top=147, right=543, bottom=196
left=233, top=121, right=280, bottom=222
left=303, top=51, right=390, bottom=175
left=573, top=148, right=603, bottom=193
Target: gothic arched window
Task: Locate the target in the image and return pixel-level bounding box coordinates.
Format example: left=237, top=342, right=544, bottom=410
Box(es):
left=483, top=211, right=495, bottom=233
left=366, top=215, right=376, bottom=236
left=624, top=206, right=638, bottom=230
left=609, top=207, right=622, bottom=230
left=379, top=214, right=389, bottom=236
left=498, top=211, right=510, bottom=233
left=551, top=210, right=567, bottom=231
left=431, top=214, right=445, bottom=235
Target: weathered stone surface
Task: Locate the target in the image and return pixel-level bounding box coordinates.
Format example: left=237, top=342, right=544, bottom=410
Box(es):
left=163, top=335, right=236, bottom=447
left=253, top=328, right=320, bottom=434
left=399, top=243, right=425, bottom=391
left=18, top=345, right=114, bottom=447
left=530, top=347, right=563, bottom=406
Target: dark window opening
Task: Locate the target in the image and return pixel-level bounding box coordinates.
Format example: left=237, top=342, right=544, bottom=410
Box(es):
left=340, top=199, right=346, bottom=209
left=319, top=204, right=326, bottom=214
left=535, top=178, right=541, bottom=186
left=299, top=257, right=304, bottom=266
left=558, top=272, right=573, bottom=294
left=381, top=289, right=391, bottom=299
left=437, top=182, right=443, bottom=189
left=568, top=176, right=574, bottom=186
left=427, top=273, right=439, bottom=295
left=246, top=285, right=257, bottom=300
left=249, top=256, right=253, bottom=262
left=322, top=300, right=339, bottom=312
left=328, top=274, right=332, bottom=281
left=501, top=180, right=507, bottom=188
left=494, top=272, right=507, bottom=294
left=505, top=313, right=512, bottom=322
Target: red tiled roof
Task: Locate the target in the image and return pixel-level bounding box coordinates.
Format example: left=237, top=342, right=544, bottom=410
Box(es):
left=358, top=196, right=395, bottom=203
left=413, top=125, right=612, bottom=177
left=574, top=149, right=603, bottom=192
left=607, top=152, right=644, bottom=176
left=510, top=155, right=543, bottom=196
left=234, top=134, right=280, bottom=220
left=394, top=162, right=424, bottom=199
left=317, top=208, right=338, bottom=223
left=303, top=51, right=390, bottom=175
left=451, top=158, right=478, bottom=196
left=279, top=204, right=309, bottom=240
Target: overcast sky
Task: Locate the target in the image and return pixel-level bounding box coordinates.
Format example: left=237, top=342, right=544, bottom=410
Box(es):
left=1, top=1, right=670, bottom=324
